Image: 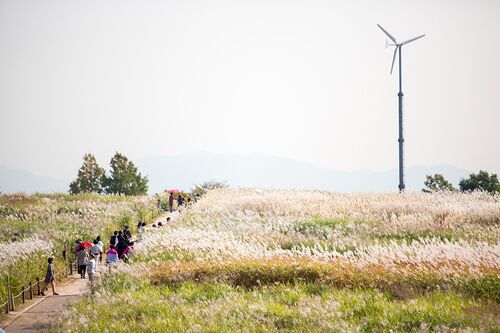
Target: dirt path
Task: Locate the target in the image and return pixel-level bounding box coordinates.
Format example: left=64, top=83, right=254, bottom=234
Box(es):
left=1, top=212, right=175, bottom=333
left=1, top=271, right=95, bottom=333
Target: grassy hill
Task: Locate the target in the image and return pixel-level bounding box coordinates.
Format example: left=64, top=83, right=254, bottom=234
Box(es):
left=57, top=189, right=500, bottom=332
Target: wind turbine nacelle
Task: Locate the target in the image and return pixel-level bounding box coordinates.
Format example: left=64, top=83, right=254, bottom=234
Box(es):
left=385, top=39, right=394, bottom=49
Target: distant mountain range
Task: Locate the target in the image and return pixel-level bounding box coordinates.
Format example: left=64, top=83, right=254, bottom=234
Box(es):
left=136, top=153, right=471, bottom=193
left=1, top=153, right=472, bottom=194
left=0, top=165, right=68, bottom=194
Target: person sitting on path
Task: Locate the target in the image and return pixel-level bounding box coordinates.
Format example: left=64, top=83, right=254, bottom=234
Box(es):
left=87, top=253, right=98, bottom=284
left=77, top=245, right=89, bottom=279
left=41, top=257, right=59, bottom=296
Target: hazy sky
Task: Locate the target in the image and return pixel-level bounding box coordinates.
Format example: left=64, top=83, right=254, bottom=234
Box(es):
left=1, top=0, right=499, bottom=180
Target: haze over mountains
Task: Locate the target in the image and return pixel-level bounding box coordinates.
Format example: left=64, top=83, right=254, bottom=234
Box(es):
left=0, top=152, right=473, bottom=194
left=0, top=165, right=68, bottom=194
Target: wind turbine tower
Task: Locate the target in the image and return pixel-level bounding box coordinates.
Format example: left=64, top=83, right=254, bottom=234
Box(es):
left=377, top=24, right=425, bottom=192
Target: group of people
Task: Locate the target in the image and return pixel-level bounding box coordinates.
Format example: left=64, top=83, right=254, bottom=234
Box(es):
left=74, top=236, right=105, bottom=281
left=158, top=192, right=194, bottom=213
left=109, top=226, right=135, bottom=263
left=41, top=216, right=174, bottom=296
left=137, top=217, right=170, bottom=240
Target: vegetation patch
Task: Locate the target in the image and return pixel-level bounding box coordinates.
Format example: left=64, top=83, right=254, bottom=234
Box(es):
left=57, top=274, right=498, bottom=333
left=375, top=230, right=457, bottom=243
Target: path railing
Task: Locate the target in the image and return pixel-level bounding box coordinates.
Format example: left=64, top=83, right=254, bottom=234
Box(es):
left=1, top=250, right=78, bottom=314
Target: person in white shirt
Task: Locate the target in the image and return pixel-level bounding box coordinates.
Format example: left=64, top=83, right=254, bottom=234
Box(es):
left=137, top=222, right=146, bottom=242
left=87, top=253, right=98, bottom=284
left=96, top=236, right=104, bottom=262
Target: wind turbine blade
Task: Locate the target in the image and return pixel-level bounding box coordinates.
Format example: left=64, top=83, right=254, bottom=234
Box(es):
left=377, top=24, right=397, bottom=44
left=401, top=34, right=425, bottom=45
left=390, top=46, right=398, bottom=75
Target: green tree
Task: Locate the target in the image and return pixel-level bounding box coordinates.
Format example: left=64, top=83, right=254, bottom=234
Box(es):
left=104, top=152, right=148, bottom=195
left=69, top=180, right=80, bottom=194
left=69, top=153, right=106, bottom=194
left=459, top=170, right=500, bottom=194
left=422, top=174, right=455, bottom=193
left=191, top=180, right=228, bottom=197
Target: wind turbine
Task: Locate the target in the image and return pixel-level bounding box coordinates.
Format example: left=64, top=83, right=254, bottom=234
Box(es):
left=377, top=24, right=425, bottom=193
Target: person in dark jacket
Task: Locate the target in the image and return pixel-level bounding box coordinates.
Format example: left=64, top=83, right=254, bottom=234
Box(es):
left=116, top=239, right=128, bottom=259
left=72, top=239, right=82, bottom=255
left=168, top=193, right=174, bottom=212
left=123, top=226, right=132, bottom=242
left=177, top=194, right=184, bottom=207
left=110, top=231, right=118, bottom=247
left=41, top=257, right=59, bottom=296
left=117, top=230, right=124, bottom=244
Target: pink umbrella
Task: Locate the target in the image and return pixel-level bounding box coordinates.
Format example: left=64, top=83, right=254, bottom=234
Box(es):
left=168, top=189, right=180, bottom=193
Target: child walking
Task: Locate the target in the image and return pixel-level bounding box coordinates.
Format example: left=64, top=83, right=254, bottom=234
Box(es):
left=87, top=253, right=98, bottom=284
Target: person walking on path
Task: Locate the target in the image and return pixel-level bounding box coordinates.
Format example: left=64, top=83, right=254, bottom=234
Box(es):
left=87, top=253, right=98, bottom=284
left=116, top=238, right=128, bottom=259
left=177, top=194, right=184, bottom=208
left=137, top=222, right=146, bottom=242
left=117, top=230, right=124, bottom=244
left=72, top=239, right=82, bottom=255
left=96, top=235, right=104, bottom=262
left=110, top=231, right=118, bottom=247
left=90, top=240, right=100, bottom=264
left=169, top=193, right=174, bottom=212
left=157, top=195, right=162, bottom=212
left=106, top=245, right=119, bottom=272
left=77, top=246, right=89, bottom=278
left=41, top=257, right=59, bottom=296
left=123, top=225, right=132, bottom=243
left=120, top=241, right=134, bottom=263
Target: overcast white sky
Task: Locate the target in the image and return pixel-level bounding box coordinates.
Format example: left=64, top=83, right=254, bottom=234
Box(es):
left=1, top=0, right=499, bottom=180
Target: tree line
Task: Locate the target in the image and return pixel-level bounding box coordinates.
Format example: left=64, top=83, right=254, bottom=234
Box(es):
left=423, top=170, right=500, bottom=194
left=69, top=152, right=148, bottom=195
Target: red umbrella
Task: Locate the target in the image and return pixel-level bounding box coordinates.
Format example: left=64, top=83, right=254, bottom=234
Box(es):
left=81, top=242, right=93, bottom=248
left=168, top=189, right=180, bottom=193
